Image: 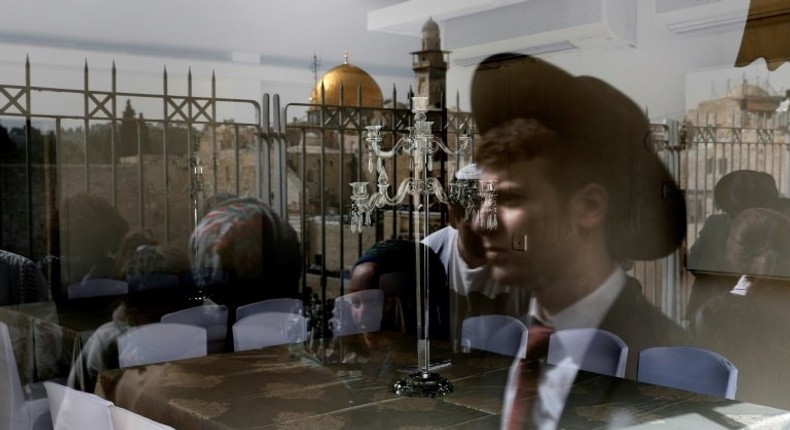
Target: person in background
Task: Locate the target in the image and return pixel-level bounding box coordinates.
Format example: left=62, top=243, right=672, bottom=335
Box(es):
left=685, top=170, right=782, bottom=324
left=694, top=207, right=790, bottom=409
left=468, top=53, right=689, bottom=428
left=0, top=249, right=50, bottom=305
left=112, top=229, right=158, bottom=280
left=349, top=239, right=450, bottom=342
left=189, top=197, right=303, bottom=343
left=39, top=192, right=130, bottom=301
left=422, top=163, right=528, bottom=350
left=68, top=243, right=195, bottom=392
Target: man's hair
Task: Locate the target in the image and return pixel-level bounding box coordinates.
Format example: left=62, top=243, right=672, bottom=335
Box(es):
left=727, top=208, right=790, bottom=278
left=476, top=117, right=607, bottom=205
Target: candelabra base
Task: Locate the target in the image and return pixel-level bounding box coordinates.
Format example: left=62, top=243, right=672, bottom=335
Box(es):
left=393, top=372, right=453, bottom=398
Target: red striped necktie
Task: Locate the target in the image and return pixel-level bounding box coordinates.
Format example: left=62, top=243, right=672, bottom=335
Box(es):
left=504, top=318, right=555, bottom=429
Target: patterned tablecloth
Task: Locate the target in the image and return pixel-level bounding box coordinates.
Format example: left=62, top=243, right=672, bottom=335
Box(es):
left=95, top=332, right=790, bottom=430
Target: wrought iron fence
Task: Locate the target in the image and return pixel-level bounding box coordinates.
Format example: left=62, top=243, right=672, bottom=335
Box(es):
left=4, top=59, right=785, bottom=323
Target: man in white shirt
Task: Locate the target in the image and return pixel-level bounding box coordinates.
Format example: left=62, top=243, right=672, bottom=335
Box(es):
left=422, top=164, right=528, bottom=350
left=469, top=53, right=689, bottom=428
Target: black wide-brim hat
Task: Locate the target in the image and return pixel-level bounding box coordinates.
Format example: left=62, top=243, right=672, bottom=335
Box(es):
left=714, top=170, right=780, bottom=215
left=471, top=53, right=686, bottom=260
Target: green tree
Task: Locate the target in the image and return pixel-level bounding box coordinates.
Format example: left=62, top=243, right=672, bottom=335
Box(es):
left=86, top=123, right=114, bottom=164
left=0, top=124, right=16, bottom=162
left=119, top=99, right=151, bottom=158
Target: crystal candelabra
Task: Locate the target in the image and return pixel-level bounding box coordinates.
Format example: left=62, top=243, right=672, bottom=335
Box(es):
left=349, top=96, right=496, bottom=398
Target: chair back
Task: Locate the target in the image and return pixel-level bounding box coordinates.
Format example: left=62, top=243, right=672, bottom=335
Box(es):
left=330, top=289, right=385, bottom=337
left=637, top=346, right=738, bottom=399
left=235, top=298, right=303, bottom=321
left=460, top=314, right=528, bottom=357
left=109, top=405, right=174, bottom=430
left=0, top=322, right=30, bottom=429
left=117, top=323, right=207, bottom=368
left=67, top=278, right=128, bottom=299
left=232, top=312, right=308, bottom=351
left=547, top=328, right=628, bottom=377
left=161, top=304, right=228, bottom=354
left=44, top=381, right=112, bottom=430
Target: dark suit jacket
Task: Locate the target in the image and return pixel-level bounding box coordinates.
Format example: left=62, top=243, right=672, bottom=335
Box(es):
left=505, top=276, right=690, bottom=428
left=598, top=276, right=690, bottom=379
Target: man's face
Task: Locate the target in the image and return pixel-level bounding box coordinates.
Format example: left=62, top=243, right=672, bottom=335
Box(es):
left=474, top=157, right=579, bottom=288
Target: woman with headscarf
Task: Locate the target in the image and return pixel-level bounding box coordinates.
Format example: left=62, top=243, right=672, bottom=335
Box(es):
left=189, top=197, right=303, bottom=335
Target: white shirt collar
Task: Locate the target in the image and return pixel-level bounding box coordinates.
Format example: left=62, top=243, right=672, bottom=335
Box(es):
left=544, top=266, right=626, bottom=330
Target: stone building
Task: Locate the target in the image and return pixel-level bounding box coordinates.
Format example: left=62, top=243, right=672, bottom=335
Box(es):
left=684, top=81, right=788, bottom=224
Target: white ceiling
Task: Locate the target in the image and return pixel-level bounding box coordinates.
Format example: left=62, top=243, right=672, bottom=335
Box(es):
left=0, top=0, right=419, bottom=77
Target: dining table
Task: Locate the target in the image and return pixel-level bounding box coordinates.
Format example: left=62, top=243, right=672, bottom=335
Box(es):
left=95, top=332, right=790, bottom=429
left=0, top=297, right=119, bottom=385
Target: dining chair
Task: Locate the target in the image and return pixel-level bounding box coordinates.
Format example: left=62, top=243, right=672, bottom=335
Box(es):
left=547, top=328, right=628, bottom=377
left=235, top=298, right=304, bottom=321
left=0, top=322, right=52, bottom=430
left=329, top=289, right=385, bottom=337
left=232, top=312, right=308, bottom=351
left=67, top=278, right=128, bottom=299
left=109, top=405, right=175, bottom=430
left=161, top=304, right=229, bottom=354
left=117, top=323, right=207, bottom=368
left=637, top=346, right=738, bottom=399
left=44, top=381, right=112, bottom=430
left=460, top=314, right=528, bottom=358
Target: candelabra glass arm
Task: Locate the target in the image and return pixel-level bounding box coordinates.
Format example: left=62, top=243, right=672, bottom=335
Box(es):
left=430, top=136, right=472, bottom=157
left=366, top=136, right=413, bottom=163
left=376, top=178, right=415, bottom=206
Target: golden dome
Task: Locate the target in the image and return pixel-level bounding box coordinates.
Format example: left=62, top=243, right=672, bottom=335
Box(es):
left=309, top=60, right=383, bottom=110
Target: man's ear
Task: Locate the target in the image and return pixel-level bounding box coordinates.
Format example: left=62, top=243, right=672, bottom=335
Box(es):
left=571, top=183, right=608, bottom=230
left=447, top=205, right=461, bottom=229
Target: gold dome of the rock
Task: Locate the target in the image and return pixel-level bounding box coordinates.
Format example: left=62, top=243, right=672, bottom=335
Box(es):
left=309, top=61, right=383, bottom=109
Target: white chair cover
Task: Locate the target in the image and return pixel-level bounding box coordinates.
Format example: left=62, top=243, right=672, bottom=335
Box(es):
left=235, top=298, right=304, bottom=321
left=232, top=312, right=308, bottom=351
left=44, top=381, right=112, bottom=430
left=109, top=405, right=175, bottom=430
left=67, top=278, right=128, bottom=299
left=460, top=314, right=528, bottom=358
left=161, top=304, right=228, bottom=354
left=1, top=321, right=32, bottom=429
left=117, top=323, right=207, bottom=368
left=637, top=346, right=738, bottom=399
left=0, top=322, right=52, bottom=430
left=547, top=328, right=629, bottom=377
left=330, top=289, right=385, bottom=337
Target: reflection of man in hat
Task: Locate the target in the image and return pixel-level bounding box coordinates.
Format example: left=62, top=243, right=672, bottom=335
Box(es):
left=469, top=53, right=689, bottom=427
left=423, top=163, right=528, bottom=350
left=686, top=170, right=781, bottom=323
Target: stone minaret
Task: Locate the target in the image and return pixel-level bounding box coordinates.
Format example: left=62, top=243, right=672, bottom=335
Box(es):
left=411, top=17, right=448, bottom=109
